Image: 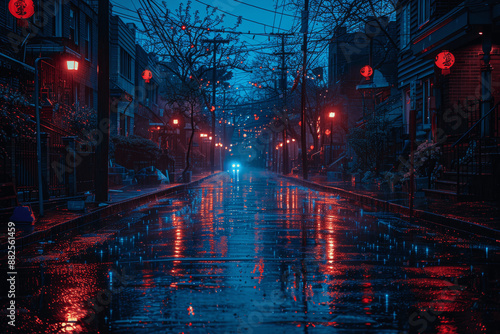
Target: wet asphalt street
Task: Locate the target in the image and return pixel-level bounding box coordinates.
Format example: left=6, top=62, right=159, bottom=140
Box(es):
left=2, top=170, right=499, bottom=334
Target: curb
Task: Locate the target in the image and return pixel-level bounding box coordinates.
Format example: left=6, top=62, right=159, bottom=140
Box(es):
left=12, top=172, right=224, bottom=250
left=279, top=174, right=500, bottom=242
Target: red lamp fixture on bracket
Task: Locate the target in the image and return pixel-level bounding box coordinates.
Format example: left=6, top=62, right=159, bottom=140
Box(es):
left=66, top=60, right=79, bottom=71
left=360, top=65, right=373, bottom=80
left=435, top=50, right=455, bottom=75
left=9, top=0, right=35, bottom=19
left=142, top=69, right=152, bottom=83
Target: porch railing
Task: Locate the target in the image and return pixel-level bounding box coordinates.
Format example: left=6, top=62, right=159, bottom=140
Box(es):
left=1, top=124, right=95, bottom=203
left=451, top=101, right=500, bottom=198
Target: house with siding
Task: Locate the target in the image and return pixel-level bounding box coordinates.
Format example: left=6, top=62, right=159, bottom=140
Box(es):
left=328, top=19, right=400, bottom=172
left=1, top=0, right=100, bottom=200
left=109, top=16, right=136, bottom=136
left=397, top=0, right=500, bottom=200
left=23, top=0, right=99, bottom=111
left=134, top=43, right=164, bottom=141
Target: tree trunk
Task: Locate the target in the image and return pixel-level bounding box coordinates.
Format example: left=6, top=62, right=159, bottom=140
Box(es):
left=210, top=109, right=215, bottom=173
left=184, top=106, right=195, bottom=174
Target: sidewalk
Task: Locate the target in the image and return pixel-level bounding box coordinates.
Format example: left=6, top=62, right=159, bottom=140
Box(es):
left=3, top=172, right=224, bottom=250
left=283, top=173, right=500, bottom=242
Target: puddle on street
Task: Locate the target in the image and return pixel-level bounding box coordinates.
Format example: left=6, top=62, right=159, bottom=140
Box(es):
left=3, top=171, right=499, bottom=333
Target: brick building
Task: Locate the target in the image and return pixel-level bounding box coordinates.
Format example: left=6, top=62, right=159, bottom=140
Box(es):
left=23, top=0, right=99, bottom=111
left=397, top=0, right=500, bottom=200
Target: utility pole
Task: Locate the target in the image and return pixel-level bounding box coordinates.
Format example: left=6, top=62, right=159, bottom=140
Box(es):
left=300, top=0, right=309, bottom=180
left=272, top=33, right=294, bottom=175
left=201, top=38, right=229, bottom=174
left=95, top=0, right=110, bottom=203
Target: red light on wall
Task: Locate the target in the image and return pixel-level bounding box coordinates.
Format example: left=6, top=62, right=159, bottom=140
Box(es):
left=435, top=50, right=455, bottom=75
left=9, top=0, right=34, bottom=19
left=142, top=70, right=152, bottom=83
left=360, top=65, right=373, bottom=80
left=172, top=119, right=179, bottom=125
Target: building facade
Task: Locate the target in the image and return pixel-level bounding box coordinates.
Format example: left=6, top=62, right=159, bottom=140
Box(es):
left=397, top=0, right=500, bottom=199
left=109, top=16, right=136, bottom=136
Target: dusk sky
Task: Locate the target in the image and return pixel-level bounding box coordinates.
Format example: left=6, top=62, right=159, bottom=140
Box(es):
left=113, top=0, right=296, bottom=35
left=111, top=0, right=298, bottom=87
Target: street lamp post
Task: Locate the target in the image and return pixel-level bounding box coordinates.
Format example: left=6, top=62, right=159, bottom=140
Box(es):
left=34, top=57, right=50, bottom=216
left=34, top=58, right=78, bottom=216
left=329, top=112, right=335, bottom=164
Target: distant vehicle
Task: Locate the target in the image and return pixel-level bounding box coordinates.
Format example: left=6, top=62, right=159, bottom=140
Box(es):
left=227, top=161, right=241, bottom=181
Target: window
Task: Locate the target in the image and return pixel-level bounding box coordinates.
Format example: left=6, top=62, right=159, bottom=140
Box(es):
left=422, top=78, right=433, bottom=126
left=74, top=82, right=80, bottom=107
left=84, top=19, right=91, bottom=60
left=85, top=86, right=93, bottom=108
left=147, top=84, right=158, bottom=106
left=418, top=0, right=430, bottom=26
left=69, top=6, right=79, bottom=45
left=120, top=48, right=132, bottom=80
left=400, top=4, right=410, bottom=48
left=404, top=89, right=411, bottom=134
left=52, top=0, right=62, bottom=37
left=6, top=1, right=15, bottom=30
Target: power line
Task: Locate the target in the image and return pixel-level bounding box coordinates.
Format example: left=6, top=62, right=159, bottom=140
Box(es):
left=233, top=0, right=297, bottom=18
left=193, top=0, right=289, bottom=32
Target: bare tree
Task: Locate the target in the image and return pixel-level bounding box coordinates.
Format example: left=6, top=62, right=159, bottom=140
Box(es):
left=138, top=0, right=248, bottom=174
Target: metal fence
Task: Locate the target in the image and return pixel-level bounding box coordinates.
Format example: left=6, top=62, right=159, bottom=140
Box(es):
left=0, top=123, right=95, bottom=203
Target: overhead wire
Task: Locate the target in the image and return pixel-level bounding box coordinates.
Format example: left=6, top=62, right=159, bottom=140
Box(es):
left=233, top=0, right=297, bottom=18
left=193, top=0, right=289, bottom=32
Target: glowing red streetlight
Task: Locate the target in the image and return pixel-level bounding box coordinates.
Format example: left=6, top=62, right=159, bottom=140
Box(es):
left=172, top=118, right=179, bottom=125
left=328, top=111, right=336, bottom=163
left=66, top=60, right=79, bottom=71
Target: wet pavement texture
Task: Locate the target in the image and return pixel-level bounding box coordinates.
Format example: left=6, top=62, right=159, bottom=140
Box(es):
left=2, top=170, right=499, bottom=334
left=308, top=175, right=500, bottom=229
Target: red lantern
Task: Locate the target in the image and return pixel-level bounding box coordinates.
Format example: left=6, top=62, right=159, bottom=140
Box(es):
left=9, top=0, right=35, bottom=19
left=360, top=65, right=373, bottom=80
left=142, top=70, right=152, bottom=83
left=435, top=50, right=455, bottom=75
